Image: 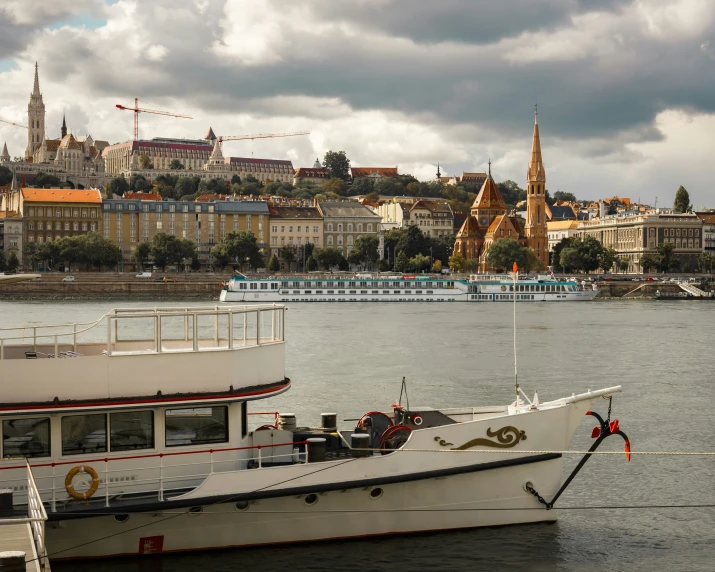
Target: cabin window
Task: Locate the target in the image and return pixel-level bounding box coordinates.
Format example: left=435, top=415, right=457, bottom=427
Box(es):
left=241, top=402, right=248, bottom=439
left=165, top=406, right=228, bottom=447
left=110, top=411, right=154, bottom=451
left=62, top=414, right=107, bottom=455
left=2, top=417, right=51, bottom=458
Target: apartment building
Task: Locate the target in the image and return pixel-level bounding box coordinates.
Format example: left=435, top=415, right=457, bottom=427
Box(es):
left=317, top=201, right=381, bottom=257
left=19, top=188, right=102, bottom=244
left=268, top=206, right=323, bottom=268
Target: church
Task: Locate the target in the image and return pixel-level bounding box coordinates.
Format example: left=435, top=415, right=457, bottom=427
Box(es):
left=453, top=110, right=549, bottom=271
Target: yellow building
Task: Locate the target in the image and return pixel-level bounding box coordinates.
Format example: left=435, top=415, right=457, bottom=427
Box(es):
left=19, top=188, right=102, bottom=244
left=102, top=197, right=269, bottom=265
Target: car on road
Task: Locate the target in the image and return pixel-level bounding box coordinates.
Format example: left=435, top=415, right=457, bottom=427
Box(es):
left=158, top=276, right=176, bottom=282
left=135, top=272, right=152, bottom=278
left=62, top=276, right=75, bottom=282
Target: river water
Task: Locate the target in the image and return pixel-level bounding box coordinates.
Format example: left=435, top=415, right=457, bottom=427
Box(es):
left=1, top=299, right=714, bottom=571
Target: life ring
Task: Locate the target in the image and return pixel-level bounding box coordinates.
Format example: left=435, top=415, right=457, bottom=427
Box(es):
left=412, top=414, right=423, bottom=426
left=65, top=465, right=100, bottom=501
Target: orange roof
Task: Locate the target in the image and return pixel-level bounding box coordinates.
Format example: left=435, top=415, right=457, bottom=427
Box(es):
left=125, top=192, right=161, bottom=201
left=21, top=188, right=102, bottom=204
left=486, top=214, right=505, bottom=235
left=44, top=139, right=60, bottom=151
left=195, top=193, right=222, bottom=202
left=295, top=167, right=329, bottom=178
left=471, top=177, right=506, bottom=211
left=604, top=196, right=630, bottom=206
left=351, top=167, right=398, bottom=178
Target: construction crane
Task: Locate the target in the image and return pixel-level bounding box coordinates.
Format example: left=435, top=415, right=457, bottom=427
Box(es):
left=115, top=98, right=192, bottom=140
left=218, top=131, right=310, bottom=156
left=0, top=118, right=28, bottom=130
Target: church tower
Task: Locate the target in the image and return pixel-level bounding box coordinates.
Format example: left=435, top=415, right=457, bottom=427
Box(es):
left=61, top=114, right=67, bottom=138
left=26, top=62, right=45, bottom=160
left=525, top=106, right=548, bottom=266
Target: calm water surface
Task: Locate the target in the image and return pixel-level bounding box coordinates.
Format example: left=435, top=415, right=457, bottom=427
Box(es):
left=1, top=299, right=713, bottom=571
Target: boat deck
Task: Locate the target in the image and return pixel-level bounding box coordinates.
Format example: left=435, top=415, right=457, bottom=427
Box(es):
left=0, top=522, right=45, bottom=572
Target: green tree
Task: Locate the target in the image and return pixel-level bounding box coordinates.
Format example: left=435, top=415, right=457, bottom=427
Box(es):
left=37, top=240, right=61, bottom=270
left=313, top=247, right=344, bottom=270
left=525, top=248, right=547, bottom=273
left=599, top=246, right=619, bottom=273
left=394, top=251, right=410, bottom=272
left=210, top=244, right=230, bottom=270
left=175, top=176, right=200, bottom=199
left=222, top=231, right=265, bottom=270
left=268, top=254, right=280, bottom=272
left=279, top=246, right=296, bottom=269
left=323, top=178, right=347, bottom=196
left=169, top=159, right=184, bottom=170
left=574, top=235, right=604, bottom=273
left=132, top=241, right=152, bottom=269
left=673, top=185, right=691, bottom=213
left=486, top=237, right=528, bottom=271
left=378, top=258, right=390, bottom=272
left=230, top=174, right=241, bottom=186
left=640, top=254, right=659, bottom=273
left=365, top=191, right=380, bottom=203
left=618, top=258, right=629, bottom=273
left=408, top=253, right=431, bottom=272
left=350, top=178, right=375, bottom=196
left=77, top=233, right=121, bottom=270
left=374, top=177, right=404, bottom=197
left=552, top=191, right=577, bottom=203
left=448, top=251, right=466, bottom=273
left=0, top=250, right=6, bottom=272
left=104, top=175, right=130, bottom=197
left=396, top=226, right=429, bottom=259
left=149, top=232, right=175, bottom=270
left=697, top=252, right=715, bottom=275
left=7, top=252, right=19, bottom=272
left=496, top=180, right=526, bottom=208
left=656, top=242, right=678, bottom=272
left=306, top=255, right=318, bottom=271
left=139, top=154, right=153, bottom=169
left=22, top=242, right=39, bottom=270
left=350, top=235, right=380, bottom=268
left=559, top=247, right=582, bottom=272
left=129, top=174, right=150, bottom=192
left=0, top=166, right=12, bottom=186
left=323, top=150, right=351, bottom=181
left=432, top=259, right=442, bottom=273
left=57, top=236, right=83, bottom=270
left=34, top=172, right=63, bottom=188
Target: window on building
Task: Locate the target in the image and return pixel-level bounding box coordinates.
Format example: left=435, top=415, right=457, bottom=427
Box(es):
left=327, top=235, right=333, bottom=246
left=73, top=222, right=79, bottom=231
left=367, top=224, right=373, bottom=232
left=110, top=411, right=154, bottom=451
left=55, top=222, right=61, bottom=230
left=62, top=414, right=107, bottom=455
left=91, top=223, right=97, bottom=231
left=327, top=223, right=333, bottom=232
left=347, top=223, right=353, bottom=232
left=272, top=225, right=278, bottom=233
left=164, top=406, right=228, bottom=447
left=56, top=209, right=61, bottom=217
left=2, top=417, right=51, bottom=458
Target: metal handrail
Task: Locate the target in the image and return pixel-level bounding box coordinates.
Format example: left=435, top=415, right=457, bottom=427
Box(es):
left=26, top=461, right=48, bottom=570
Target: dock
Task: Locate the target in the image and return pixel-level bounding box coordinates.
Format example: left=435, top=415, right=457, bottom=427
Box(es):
left=0, top=462, right=50, bottom=571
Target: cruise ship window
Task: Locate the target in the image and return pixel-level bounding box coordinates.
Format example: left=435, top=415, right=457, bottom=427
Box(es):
left=2, top=417, right=51, bottom=458
left=62, top=414, right=107, bottom=455
left=110, top=411, right=154, bottom=451
left=165, top=406, right=228, bottom=447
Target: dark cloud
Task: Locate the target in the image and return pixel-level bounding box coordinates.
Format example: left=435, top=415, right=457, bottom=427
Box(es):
left=0, top=10, right=33, bottom=60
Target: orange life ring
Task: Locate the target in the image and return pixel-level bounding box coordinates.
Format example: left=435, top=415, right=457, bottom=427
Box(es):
left=65, top=465, right=100, bottom=501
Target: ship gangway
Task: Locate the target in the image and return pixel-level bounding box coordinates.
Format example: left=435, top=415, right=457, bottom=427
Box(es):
left=0, top=461, right=49, bottom=571
left=677, top=282, right=711, bottom=297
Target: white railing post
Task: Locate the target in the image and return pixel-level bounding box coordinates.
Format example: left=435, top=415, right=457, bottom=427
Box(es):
left=258, top=447, right=262, bottom=468
left=210, top=450, right=214, bottom=475
left=192, top=313, right=198, bottom=352
left=155, top=315, right=161, bottom=353
left=214, top=305, right=219, bottom=347
left=256, top=311, right=260, bottom=346
left=33, top=326, right=37, bottom=351
left=106, top=317, right=112, bottom=355
left=104, top=460, right=110, bottom=507
left=1, top=339, right=4, bottom=361
left=184, top=309, right=189, bottom=341
left=243, top=312, right=247, bottom=345
left=73, top=323, right=77, bottom=352
left=54, top=334, right=58, bottom=359
left=159, top=454, right=164, bottom=502
left=51, top=464, right=56, bottom=513
left=228, top=311, right=234, bottom=350
left=272, top=305, right=276, bottom=341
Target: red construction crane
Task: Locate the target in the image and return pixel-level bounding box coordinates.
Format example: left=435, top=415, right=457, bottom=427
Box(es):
left=115, top=98, right=192, bottom=140
left=0, top=118, right=28, bottom=130
left=218, top=131, right=310, bottom=144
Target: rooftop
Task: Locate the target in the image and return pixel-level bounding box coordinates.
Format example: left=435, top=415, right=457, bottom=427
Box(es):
left=319, top=201, right=381, bottom=219
left=268, top=206, right=322, bottom=220
left=351, top=167, right=398, bottom=178
left=21, top=188, right=102, bottom=204
left=294, top=167, right=329, bottom=178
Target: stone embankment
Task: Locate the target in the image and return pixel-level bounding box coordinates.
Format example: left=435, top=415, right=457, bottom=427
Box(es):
left=0, top=273, right=228, bottom=300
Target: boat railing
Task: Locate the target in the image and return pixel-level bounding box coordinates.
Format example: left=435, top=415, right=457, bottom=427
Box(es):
left=0, top=304, right=286, bottom=360
left=0, top=461, right=48, bottom=569
left=0, top=439, right=309, bottom=513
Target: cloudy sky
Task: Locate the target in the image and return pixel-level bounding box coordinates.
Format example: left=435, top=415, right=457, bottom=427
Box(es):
left=1, top=0, right=714, bottom=206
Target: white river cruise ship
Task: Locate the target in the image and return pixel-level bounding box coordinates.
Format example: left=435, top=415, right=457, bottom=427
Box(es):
left=219, top=272, right=599, bottom=303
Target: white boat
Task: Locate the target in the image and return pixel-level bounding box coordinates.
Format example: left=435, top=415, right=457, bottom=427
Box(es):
left=0, top=305, right=628, bottom=563
left=219, top=271, right=598, bottom=303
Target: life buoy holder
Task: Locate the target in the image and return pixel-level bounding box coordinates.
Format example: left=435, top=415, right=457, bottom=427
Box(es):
left=412, top=414, right=423, bottom=426
left=65, top=465, right=100, bottom=501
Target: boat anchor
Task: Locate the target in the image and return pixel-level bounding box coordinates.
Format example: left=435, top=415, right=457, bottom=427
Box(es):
left=526, top=397, right=631, bottom=510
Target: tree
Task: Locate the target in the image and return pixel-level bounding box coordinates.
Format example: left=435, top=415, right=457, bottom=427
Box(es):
left=169, top=159, right=184, bottom=170
left=599, top=246, right=618, bottom=273
left=559, top=247, right=582, bottom=272
left=230, top=174, right=241, bottom=186
left=448, top=251, right=466, bottom=273
left=496, top=180, right=526, bottom=208
left=432, top=259, right=442, bottom=273
left=279, top=246, right=296, bottom=269
left=396, top=226, right=429, bottom=259
left=323, top=151, right=351, bottom=181
left=574, top=235, right=604, bottom=273
left=673, top=185, right=691, bottom=213
left=306, top=255, right=318, bottom=271
left=105, top=175, right=130, bottom=197
left=34, top=172, right=63, bottom=188
left=552, top=191, right=577, bottom=203
left=139, top=154, right=153, bottom=169
left=0, top=166, right=12, bottom=186
left=323, top=178, right=347, bottom=196
left=6, top=252, right=19, bottom=272
left=175, top=176, right=200, bottom=199
left=0, top=251, right=5, bottom=272
left=350, top=236, right=380, bottom=268
left=618, top=258, right=629, bottom=273
left=23, top=242, right=39, bottom=270
left=149, top=232, right=179, bottom=270
left=374, top=177, right=404, bottom=197
left=378, top=258, right=390, bottom=272
left=394, top=251, right=410, bottom=272
left=408, top=253, right=431, bottom=272
left=268, top=254, right=280, bottom=272
left=365, top=191, right=380, bottom=203
left=486, top=237, right=528, bottom=271
left=210, top=244, right=230, bottom=270
left=129, top=174, right=150, bottom=192
left=656, top=242, right=679, bottom=272
left=221, top=231, right=264, bottom=270
left=132, top=241, right=152, bottom=269
left=640, top=254, right=659, bottom=273
left=525, top=248, right=546, bottom=273
left=697, top=252, right=715, bottom=275
left=313, top=247, right=344, bottom=270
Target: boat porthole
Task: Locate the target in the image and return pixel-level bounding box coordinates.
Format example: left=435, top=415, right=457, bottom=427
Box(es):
left=114, top=514, right=129, bottom=523
left=369, top=488, right=383, bottom=500
left=304, top=493, right=318, bottom=506
left=235, top=501, right=250, bottom=511
left=188, top=506, right=203, bottom=515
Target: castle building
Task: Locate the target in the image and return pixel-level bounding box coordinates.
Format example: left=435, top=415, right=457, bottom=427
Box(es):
left=26, top=63, right=45, bottom=160
left=524, top=107, right=549, bottom=265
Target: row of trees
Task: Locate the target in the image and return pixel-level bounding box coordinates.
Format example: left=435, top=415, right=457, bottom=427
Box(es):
left=132, top=232, right=199, bottom=271
left=210, top=231, right=264, bottom=271
left=22, top=233, right=121, bottom=271
left=0, top=251, right=19, bottom=272
left=104, top=172, right=265, bottom=201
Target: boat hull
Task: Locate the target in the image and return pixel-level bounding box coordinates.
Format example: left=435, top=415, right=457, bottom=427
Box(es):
left=47, top=455, right=562, bottom=559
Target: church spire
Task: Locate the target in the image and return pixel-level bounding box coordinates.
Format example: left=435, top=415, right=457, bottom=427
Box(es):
left=33, top=62, right=41, bottom=96
left=10, top=169, right=18, bottom=192
left=0, top=142, right=9, bottom=163
left=436, top=162, right=441, bottom=179
left=61, top=113, right=67, bottom=138
left=528, top=104, right=544, bottom=181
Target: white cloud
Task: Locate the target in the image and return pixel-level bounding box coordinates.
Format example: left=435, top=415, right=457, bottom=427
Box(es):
left=146, top=44, right=169, bottom=61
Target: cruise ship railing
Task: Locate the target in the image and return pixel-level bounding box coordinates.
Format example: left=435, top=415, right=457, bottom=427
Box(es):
left=0, top=304, right=286, bottom=359
left=0, top=440, right=308, bottom=513
left=0, top=461, right=48, bottom=569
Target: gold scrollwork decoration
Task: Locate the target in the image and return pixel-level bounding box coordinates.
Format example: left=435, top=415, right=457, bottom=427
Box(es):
left=451, top=426, right=527, bottom=451
left=434, top=436, right=454, bottom=447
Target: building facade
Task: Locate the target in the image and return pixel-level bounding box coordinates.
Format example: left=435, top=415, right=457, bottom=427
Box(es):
left=0, top=216, right=24, bottom=266
left=268, top=206, right=323, bottom=269
left=695, top=212, right=715, bottom=254
left=317, top=202, right=382, bottom=257
left=102, top=198, right=269, bottom=266
left=293, top=167, right=330, bottom=187
left=19, top=188, right=102, bottom=245
left=547, top=220, right=579, bottom=256
left=576, top=212, right=704, bottom=272
left=375, top=198, right=454, bottom=238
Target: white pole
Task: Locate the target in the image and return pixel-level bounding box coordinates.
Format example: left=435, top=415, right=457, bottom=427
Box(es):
left=513, top=262, right=519, bottom=405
